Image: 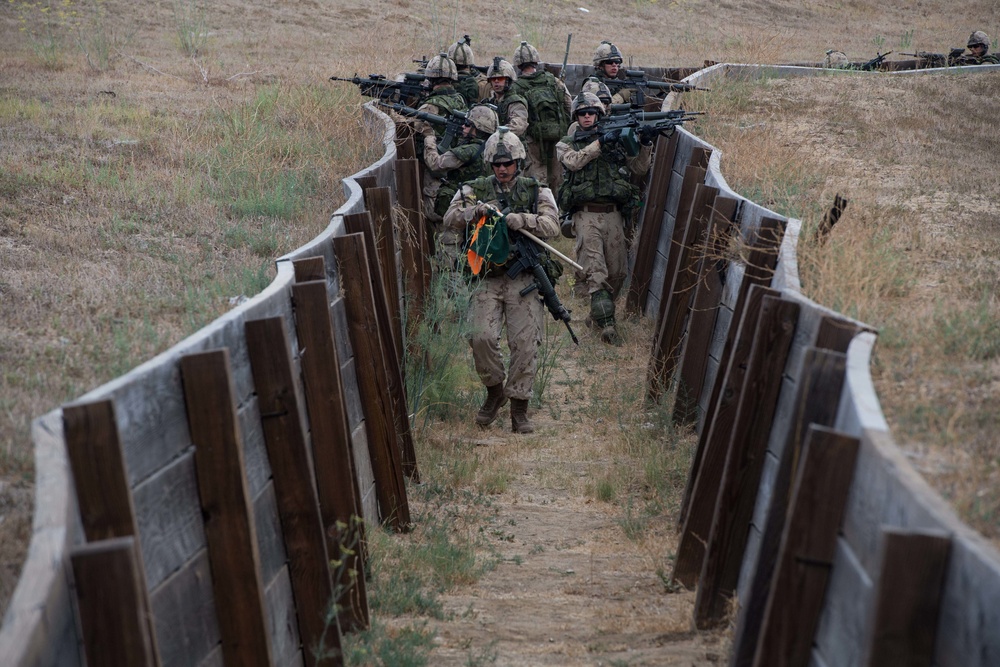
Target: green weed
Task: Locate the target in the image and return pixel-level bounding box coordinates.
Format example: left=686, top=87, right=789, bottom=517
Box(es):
left=171, top=0, right=207, bottom=57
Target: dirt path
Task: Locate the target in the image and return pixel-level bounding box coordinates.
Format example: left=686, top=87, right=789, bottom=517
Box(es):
left=408, top=312, right=729, bottom=666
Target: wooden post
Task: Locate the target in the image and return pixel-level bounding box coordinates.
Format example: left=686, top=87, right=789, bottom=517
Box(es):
left=367, top=186, right=405, bottom=359
left=343, top=212, right=419, bottom=481
left=655, top=147, right=712, bottom=325
left=291, top=272, right=370, bottom=632
left=333, top=233, right=412, bottom=531
left=71, top=537, right=156, bottom=667
left=293, top=257, right=326, bottom=283
left=751, top=425, right=860, bottom=667
left=245, top=317, right=343, bottom=666
left=355, top=175, right=377, bottom=195
left=179, top=349, right=273, bottom=667
left=647, top=183, right=719, bottom=403
left=694, top=295, right=800, bottom=628
left=395, top=158, right=427, bottom=328
left=676, top=216, right=786, bottom=527
left=863, top=529, right=951, bottom=667
left=814, top=314, right=864, bottom=353
left=395, top=133, right=416, bottom=161
left=626, top=131, right=679, bottom=315
left=671, top=195, right=740, bottom=425
left=62, top=399, right=161, bottom=666
left=729, top=347, right=848, bottom=667
left=672, top=284, right=778, bottom=587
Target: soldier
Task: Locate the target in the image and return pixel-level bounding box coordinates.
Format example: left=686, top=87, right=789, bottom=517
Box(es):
left=556, top=92, right=656, bottom=346
left=483, top=58, right=529, bottom=140
left=592, top=41, right=635, bottom=107
left=448, top=35, right=490, bottom=105
left=581, top=76, right=614, bottom=109
left=511, top=41, right=573, bottom=189
left=824, top=50, right=850, bottom=68
left=412, top=53, right=468, bottom=225
left=443, top=128, right=560, bottom=433
left=956, top=31, right=999, bottom=65
left=423, top=104, right=499, bottom=268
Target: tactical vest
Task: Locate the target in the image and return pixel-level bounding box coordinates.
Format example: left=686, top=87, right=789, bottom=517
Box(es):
left=556, top=135, right=639, bottom=214
left=512, top=71, right=570, bottom=142
left=494, top=92, right=528, bottom=128
left=455, top=73, right=482, bottom=107
left=421, top=87, right=467, bottom=141
left=434, top=140, right=489, bottom=218
left=467, top=175, right=540, bottom=214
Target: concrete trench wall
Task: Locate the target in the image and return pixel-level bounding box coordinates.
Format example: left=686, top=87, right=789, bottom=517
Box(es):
left=2, top=60, right=999, bottom=667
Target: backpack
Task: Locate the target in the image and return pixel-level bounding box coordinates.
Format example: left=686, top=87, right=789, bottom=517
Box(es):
left=513, top=71, right=570, bottom=142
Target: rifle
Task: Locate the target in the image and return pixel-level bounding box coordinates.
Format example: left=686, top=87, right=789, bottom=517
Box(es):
left=574, top=109, right=703, bottom=156
left=329, top=72, right=428, bottom=105
left=560, top=33, right=573, bottom=82
left=900, top=47, right=966, bottom=67
left=506, top=231, right=579, bottom=345
left=378, top=102, right=468, bottom=151
left=603, top=69, right=710, bottom=107
left=858, top=51, right=892, bottom=71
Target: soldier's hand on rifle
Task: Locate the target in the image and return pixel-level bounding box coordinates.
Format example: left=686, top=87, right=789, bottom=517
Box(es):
left=413, top=119, right=434, bottom=136
left=504, top=212, right=526, bottom=231
left=638, top=125, right=659, bottom=146
left=599, top=128, right=621, bottom=147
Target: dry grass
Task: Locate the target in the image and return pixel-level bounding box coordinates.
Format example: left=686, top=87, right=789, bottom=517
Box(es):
left=2, top=0, right=998, bottom=642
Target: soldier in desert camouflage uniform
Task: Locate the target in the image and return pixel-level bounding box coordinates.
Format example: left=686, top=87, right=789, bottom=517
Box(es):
left=443, top=129, right=559, bottom=433
left=483, top=58, right=529, bottom=140
left=955, top=31, right=999, bottom=65
left=448, top=36, right=490, bottom=105
left=592, top=41, right=635, bottom=107
left=556, top=92, right=655, bottom=346
left=511, top=41, right=573, bottom=189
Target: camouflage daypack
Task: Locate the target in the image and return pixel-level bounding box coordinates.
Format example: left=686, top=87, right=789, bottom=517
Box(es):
left=455, top=73, right=482, bottom=107
left=513, top=71, right=570, bottom=142
left=434, top=141, right=489, bottom=218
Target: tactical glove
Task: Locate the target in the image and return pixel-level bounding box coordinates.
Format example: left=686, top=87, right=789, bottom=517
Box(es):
left=598, top=128, right=621, bottom=147
left=638, top=125, right=659, bottom=146
left=504, top=212, right=526, bottom=231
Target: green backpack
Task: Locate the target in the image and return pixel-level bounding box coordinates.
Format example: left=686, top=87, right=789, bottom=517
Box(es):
left=514, top=71, right=570, bottom=142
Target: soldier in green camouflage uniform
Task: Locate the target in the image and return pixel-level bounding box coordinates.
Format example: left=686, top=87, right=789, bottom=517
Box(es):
left=412, top=53, right=468, bottom=225
left=443, top=129, right=559, bottom=433
left=556, top=92, right=655, bottom=346
left=484, top=58, right=529, bottom=140
left=448, top=36, right=490, bottom=105
left=423, top=105, right=499, bottom=269
left=511, top=41, right=573, bottom=190
left=955, top=31, right=1000, bottom=65
left=592, top=41, right=635, bottom=107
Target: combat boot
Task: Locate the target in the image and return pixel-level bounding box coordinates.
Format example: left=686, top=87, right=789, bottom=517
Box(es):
left=590, top=289, right=622, bottom=345
left=475, top=383, right=508, bottom=427
left=510, top=399, right=534, bottom=434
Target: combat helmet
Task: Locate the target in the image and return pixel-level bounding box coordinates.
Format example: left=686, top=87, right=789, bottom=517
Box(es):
left=448, top=35, right=475, bottom=67
left=824, top=49, right=849, bottom=68
left=581, top=77, right=613, bottom=106
left=483, top=127, right=526, bottom=164
left=593, top=40, right=624, bottom=67
left=486, top=57, right=518, bottom=84
left=512, top=41, right=541, bottom=69
left=424, top=53, right=459, bottom=81
left=466, top=104, right=499, bottom=135
left=968, top=30, right=990, bottom=50
left=571, top=91, right=606, bottom=118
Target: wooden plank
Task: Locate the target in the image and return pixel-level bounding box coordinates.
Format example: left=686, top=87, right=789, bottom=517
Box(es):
left=752, top=426, right=860, bottom=667
left=71, top=537, right=156, bottom=667
left=695, top=295, right=800, bottom=627
left=655, top=159, right=709, bottom=326
left=814, top=315, right=863, bottom=353
left=626, top=130, right=679, bottom=315
left=245, top=316, right=342, bottom=667
left=63, top=399, right=162, bottom=666
left=677, top=216, right=787, bottom=527
left=863, top=529, right=951, bottom=667
left=730, top=348, right=848, bottom=667
left=672, top=195, right=740, bottom=424
left=647, top=183, right=719, bottom=402
left=150, top=550, right=221, bottom=667
left=291, top=279, right=370, bottom=632
left=343, top=213, right=419, bottom=481
left=294, top=257, right=326, bottom=283
left=355, top=174, right=377, bottom=194
left=179, top=349, right=273, bottom=667
left=367, top=186, right=404, bottom=359
left=333, top=233, right=412, bottom=532
left=395, top=158, right=427, bottom=328
left=672, top=285, right=777, bottom=588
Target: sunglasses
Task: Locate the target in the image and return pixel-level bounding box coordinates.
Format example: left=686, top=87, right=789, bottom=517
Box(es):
left=577, top=109, right=599, bottom=117
left=493, top=160, right=516, bottom=168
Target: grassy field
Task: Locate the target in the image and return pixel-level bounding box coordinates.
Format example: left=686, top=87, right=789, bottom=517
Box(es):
left=2, top=0, right=999, bottom=659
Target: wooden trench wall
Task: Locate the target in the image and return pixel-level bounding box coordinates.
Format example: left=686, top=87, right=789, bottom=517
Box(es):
left=2, top=61, right=1000, bottom=667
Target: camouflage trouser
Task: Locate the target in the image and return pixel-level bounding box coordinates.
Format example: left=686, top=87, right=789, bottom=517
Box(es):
left=468, top=272, right=544, bottom=401
left=523, top=138, right=562, bottom=191
left=573, top=207, right=627, bottom=298
left=422, top=172, right=443, bottom=225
